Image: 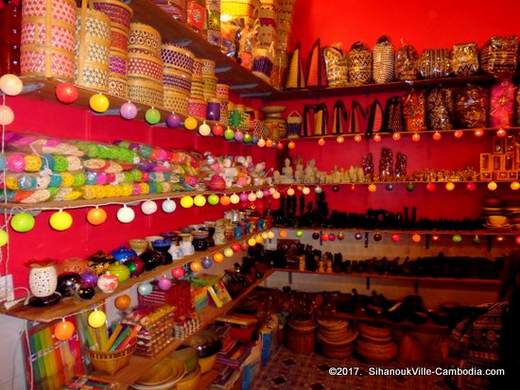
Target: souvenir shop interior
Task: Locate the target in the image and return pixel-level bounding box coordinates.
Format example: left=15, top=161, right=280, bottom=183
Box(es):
left=0, top=0, right=519, bottom=389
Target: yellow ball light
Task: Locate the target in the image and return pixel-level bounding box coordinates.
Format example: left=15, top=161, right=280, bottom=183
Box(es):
left=411, top=234, right=422, bottom=243
left=368, top=184, right=377, bottom=192
left=0, top=230, right=8, bottom=247
left=88, top=310, right=106, bottom=328
left=247, top=192, right=257, bottom=202
left=287, top=188, right=295, bottom=196
left=445, top=182, right=455, bottom=191
left=488, top=181, right=498, bottom=191
left=49, top=210, right=73, bottom=231
left=193, top=194, right=206, bottom=207
left=184, top=116, right=198, bottom=130
left=511, top=181, right=520, bottom=191
left=230, top=193, right=240, bottom=204
left=267, top=231, right=275, bottom=240
left=190, top=261, right=202, bottom=272
left=336, top=135, right=345, bottom=144
left=257, top=138, right=266, bottom=148
left=261, top=231, right=269, bottom=240
left=279, top=229, right=288, bottom=238
left=288, top=141, right=296, bottom=149
left=89, top=93, right=110, bottom=113
left=248, top=238, right=257, bottom=246
left=213, top=252, right=224, bottom=263
left=255, top=234, right=264, bottom=244
left=180, top=196, right=194, bottom=208
left=223, top=247, right=234, bottom=257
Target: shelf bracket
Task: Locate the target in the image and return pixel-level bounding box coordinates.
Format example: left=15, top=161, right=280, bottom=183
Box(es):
left=240, top=92, right=273, bottom=98
left=229, top=83, right=258, bottom=90
left=288, top=271, right=293, bottom=285
left=215, top=66, right=232, bottom=74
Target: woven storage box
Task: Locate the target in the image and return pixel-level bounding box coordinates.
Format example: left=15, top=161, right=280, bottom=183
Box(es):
left=128, top=77, right=163, bottom=107
left=418, top=48, right=451, bottom=79
left=372, top=36, right=394, bottom=84
left=193, top=58, right=204, bottom=78
left=164, top=68, right=192, bottom=94
left=190, top=79, right=205, bottom=99
left=109, top=50, right=128, bottom=75
left=92, top=0, right=132, bottom=31
left=347, top=42, right=372, bottom=85
left=203, top=75, right=217, bottom=99
left=164, top=89, right=189, bottom=115
left=153, top=0, right=187, bottom=22
left=451, top=42, right=479, bottom=76
left=201, top=58, right=216, bottom=76
left=75, top=5, right=112, bottom=92
left=286, top=318, right=315, bottom=354
left=216, top=83, right=229, bottom=100
left=128, top=52, right=164, bottom=82
left=108, top=73, right=127, bottom=98
left=21, top=0, right=76, bottom=81
left=128, top=23, right=161, bottom=57
left=188, top=98, right=207, bottom=119
left=219, top=100, right=229, bottom=123
left=481, top=36, right=518, bottom=78
left=110, top=27, right=129, bottom=54
left=161, top=43, right=194, bottom=74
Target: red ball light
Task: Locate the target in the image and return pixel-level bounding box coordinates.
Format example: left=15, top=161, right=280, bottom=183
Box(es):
left=277, top=142, right=284, bottom=150
left=212, top=123, right=224, bottom=136
left=353, top=134, right=362, bottom=143
left=336, top=135, right=345, bottom=144
left=321, top=233, right=329, bottom=241
left=172, top=267, right=185, bottom=279
left=56, top=83, right=79, bottom=104
left=496, top=128, right=507, bottom=138
left=516, top=235, right=520, bottom=245
left=318, top=138, right=326, bottom=146
left=466, top=182, right=477, bottom=191
left=412, top=133, right=421, bottom=142
left=373, top=134, right=382, bottom=143
left=350, top=184, right=356, bottom=192
left=391, top=234, right=400, bottom=243
left=426, top=182, right=436, bottom=192
left=474, top=128, right=484, bottom=137
left=432, top=131, right=442, bottom=141
left=231, top=242, right=241, bottom=252
left=454, top=130, right=464, bottom=138
left=392, top=132, right=401, bottom=141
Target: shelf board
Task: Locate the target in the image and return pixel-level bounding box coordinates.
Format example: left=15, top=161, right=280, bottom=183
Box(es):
left=97, top=270, right=273, bottom=389
left=277, top=180, right=519, bottom=187
left=272, top=269, right=500, bottom=287
left=270, top=75, right=497, bottom=100
left=279, top=127, right=520, bottom=142
left=3, top=232, right=269, bottom=323
left=273, top=227, right=519, bottom=236
left=130, top=0, right=277, bottom=97
left=1, top=185, right=268, bottom=211
left=318, top=311, right=449, bottom=334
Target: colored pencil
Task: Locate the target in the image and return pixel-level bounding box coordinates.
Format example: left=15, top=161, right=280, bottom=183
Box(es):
left=116, top=325, right=140, bottom=351
left=109, top=327, right=131, bottom=352
left=105, top=324, right=123, bottom=352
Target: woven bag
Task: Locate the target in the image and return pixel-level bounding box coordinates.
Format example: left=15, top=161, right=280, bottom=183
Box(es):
left=347, top=42, right=372, bottom=84
left=21, top=0, right=77, bottom=80
left=395, top=44, right=418, bottom=81
left=427, top=88, right=454, bottom=130
left=481, top=36, right=518, bottom=78
left=455, top=87, right=487, bottom=129
left=451, top=42, right=479, bottom=76
left=383, top=96, right=404, bottom=133
left=75, top=1, right=112, bottom=92
left=418, top=48, right=451, bottom=79
left=372, top=36, right=394, bottom=84
left=323, top=45, right=348, bottom=87
left=403, top=91, right=426, bottom=131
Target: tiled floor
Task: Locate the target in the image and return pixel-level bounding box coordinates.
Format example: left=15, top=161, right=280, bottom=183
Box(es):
left=251, top=347, right=448, bottom=390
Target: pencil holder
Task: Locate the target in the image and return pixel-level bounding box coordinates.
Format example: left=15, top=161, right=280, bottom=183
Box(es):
left=88, top=343, right=136, bottom=375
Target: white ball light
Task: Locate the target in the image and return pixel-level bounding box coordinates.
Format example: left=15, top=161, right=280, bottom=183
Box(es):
left=162, top=198, right=176, bottom=213
left=248, top=192, right=257, bottom=202
left=272, top=191, right=281, bottom=199
left=302, top=186, right=311, bottom=195
left=269, top=187, right=276, bottom=194
left=255, top=190, right=264, bottom=199
left=117, top=205, right=135, bottom=223
left=141, top=200, right=158, bottom=215
left=230, top=193, right=240, bottom=204
left=315, top=186, right=323, bottom=194
left=198, top=121, right=211, bottom=136
left=0, top=74, right=23, bottom=96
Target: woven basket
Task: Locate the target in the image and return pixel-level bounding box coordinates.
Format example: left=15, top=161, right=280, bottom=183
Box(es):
left=323, top=46, right=348, bottom=88
left=164, top=68, right=192, bottom=94
left=190, top=79, right=205, bottom=99
left=161, top=43, right=194, bottom=74
left=188, top=98, right=207, bottom=119
left=347, top=42, right=372, bottom=85
left=109, top=50, right=128, bottom=75
left=216, top=83, right=229, bottom=100
left=75, top=3, right=112, bottom=92
left=201, top=58, right=216, bottom=76
left=128, top=51, right=164, bottom=82
left=128, top=77, right=163, bottom=107
left=286, top=319, right=315, bottom=354
left=418, top=48, right=451, bottom=79
left=110, top=27, right=129, bottom=54
left=451, top=42, right=479, bottom=76
left=89, top=343, right=136, bottom=375
left=481, top=36, right=518, bottom=78
left=164, top=89, right=189, bottom=115
left=372, top=36, right=394, bottom=84
left=21, top=0, right=76, bottom=81
left=128, top=23, right=161, bottom=56
left=395, top=44, right=418, bottom=81
left=108, top=73, right=128, bottom=98
left=92, top=0, right=132, bottom=31
left=192, top=58, right=203, bottom=78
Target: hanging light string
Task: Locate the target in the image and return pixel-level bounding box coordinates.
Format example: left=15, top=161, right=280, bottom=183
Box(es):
left=1, top=92, right=12, bottom=297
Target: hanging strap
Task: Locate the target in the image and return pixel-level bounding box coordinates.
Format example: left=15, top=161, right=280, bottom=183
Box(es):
left=365, top=99, right=384, bottom=137
left=348, top=100, right=366, bottom=133
left=332, top=100, right=348, bottom=134
left=302, top=104, right=316, bottom=137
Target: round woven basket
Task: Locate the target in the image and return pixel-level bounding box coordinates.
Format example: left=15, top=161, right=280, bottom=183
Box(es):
left=92, top=0, right=133, bottom=31
left=89, top=343, right=136, bottom=375
left=128, top=51, right=164, bottom=82
left=75, top=4, right=112, bottom=92
left=164, top=89, right=189, bottom=115
left=128, top=77, right=163, bottom=107
left=108, top=73, right=127, bottom=98
left=188, top=98, right=207, bottom=120
left=192, top=58, right=204, bottom=78
left=110, top=26, right=129, bottom=54
left=128, top=23, right=161, bottom=56
left=161, top=43, right=194, bottom=74
left=216, top=83, right=230, bottom=100
left=201, top=59, right=216, bottom=76
left=164, top=68, right=192, bottom=94
left=21, top=0, right=77, bottom=81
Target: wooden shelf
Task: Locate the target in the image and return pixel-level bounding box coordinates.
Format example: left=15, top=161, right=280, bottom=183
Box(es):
left=276, top=180, right=519, bottom=187
left=318, top=310, right=449, bottom=334
left=279, top=127, right=520, bottom=142
left=97, top=270, right=273, bottom=389
left=4, top=232, right=269, bottom=323
left=269, top=75, right=498, bottom=101
left=1, top=185, right=268, bottom=211
left=273, top=227, right=519, bottom=236
left=272, top=269, right=500, bottom=287
left=130, top=0, right=277, bottom=98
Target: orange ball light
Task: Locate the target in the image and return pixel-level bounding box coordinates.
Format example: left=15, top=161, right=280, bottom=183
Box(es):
left=265, top=139, right=273, bottom=148
left=411, top=234, right=421, bottom=243
left=354, top=134, right=362, bottom=143
left=445, top=182, right=455, bottom=191
left=213, top=252, right=224, bottom=263
left=432, top=131, right=442, bottom=141
left=392, top=132, right=401, bottom=141
left=220, top=194, right=231, bottom=206
left=190, top=261, right=203, bottom=272
left=54, top=320, right=75, bottom=341
left=511, top=181, right=520, bottom=191
left=488, top=181, right=498, bottom=191
left=336, top=135, right=345, bottom=144
left=114, top=294, right=131, bottom=311
left=496, top=128, right=507, bottom=138
left=318, top=138, right=325, bottom=146
left=412, top=133, right=421, bottom=142
left=87, top=207, right=107, bottom=225
left=454, top=130, right=464, bottom=138
left=279, top=229, right=288, bottom=238
left=474, top=128, right=484, bottom=137
left=288, top=141, right=296, bottom=150
left=373, top=134, right=382, bottom=143
left=368, top=183, right=377, bottom=192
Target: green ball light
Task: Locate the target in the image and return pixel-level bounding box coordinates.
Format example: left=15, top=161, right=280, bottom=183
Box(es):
left=224, top=127, right=235, bottom=140
left=295, top=230, right=304, bottom=238
left=452, top=234, right=463, bottom=243
left=145, top=108, right=161, bottom=124
left=406, top=183, right=415, bottom=192
left=208, top=194, right=219, bottom=205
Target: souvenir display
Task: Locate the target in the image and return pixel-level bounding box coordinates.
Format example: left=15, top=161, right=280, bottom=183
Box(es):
left=451, top=42, right=479, bottom=76
left=418, top=48, right=451, bottom=79
left=347, top=41, right=372, bottom=84
left=372, top=36, right=394, bottom=84
left=455, top=87, right=488, bottom=128
left=323, top=45, right=348, bottom=87
left=21, top=0, right=76, bottom=80
left=481, top=36, right=518, bottom=78
left=403, top=91, right=426, bottom=131
left=490, top=80, right=516, bottom=127
left=395, top=44, right=418, bottom=81
left=427, top=88, right=454, bottom=130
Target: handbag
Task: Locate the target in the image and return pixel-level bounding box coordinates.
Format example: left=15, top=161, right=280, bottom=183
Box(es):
left=403, top=91, right=426, bottom=131
left=383, top=97, right=404, bottom=133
